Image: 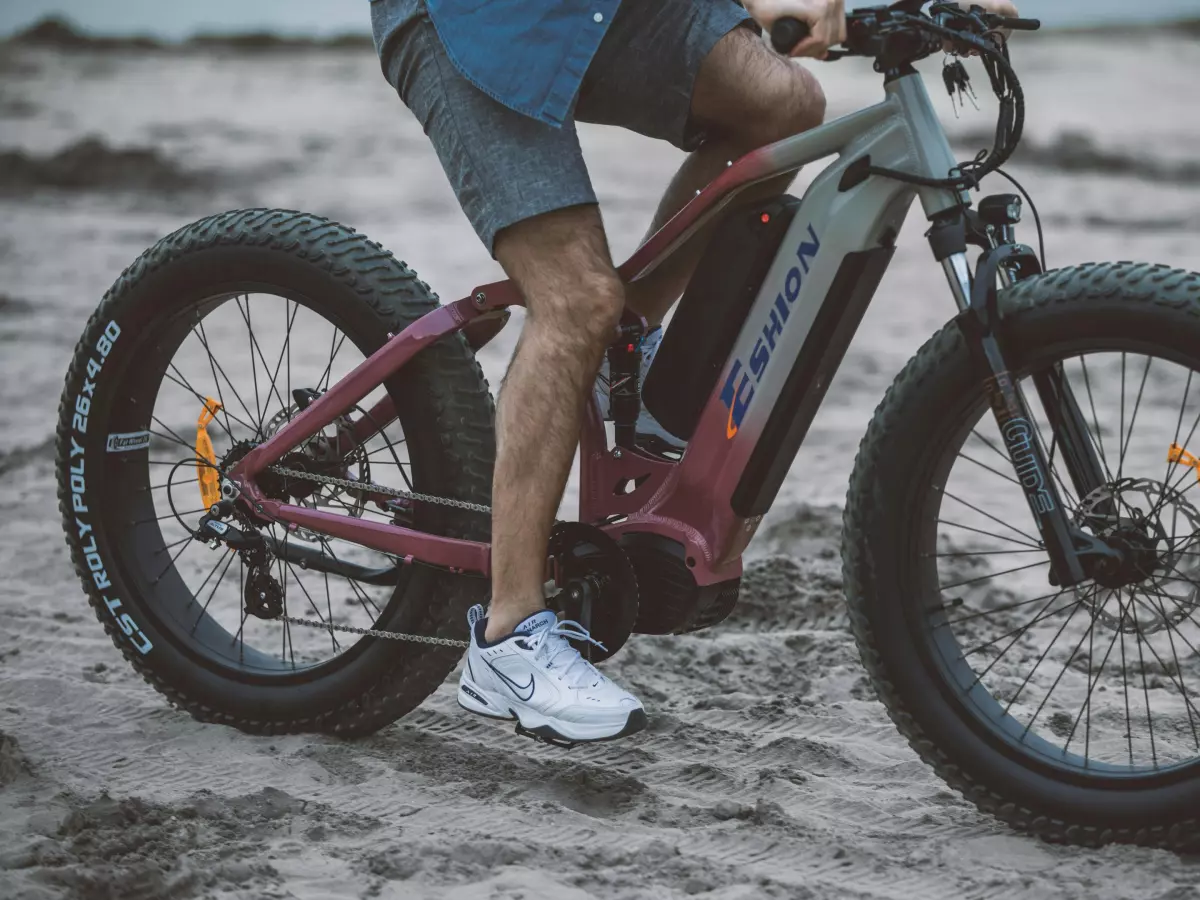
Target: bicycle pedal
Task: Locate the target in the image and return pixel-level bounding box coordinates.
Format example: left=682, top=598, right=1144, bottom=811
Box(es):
left=513, top=721, right=578, bottom=749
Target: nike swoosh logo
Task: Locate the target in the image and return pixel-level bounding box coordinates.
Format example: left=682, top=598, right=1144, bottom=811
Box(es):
left=726, top=407, right=739, bottom=439
left=485, top=659, right=535, bottom=702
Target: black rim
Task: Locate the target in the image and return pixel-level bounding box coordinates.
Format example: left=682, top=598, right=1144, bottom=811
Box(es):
left=100, top=289, right=427, bottom=682
left=917, top=341, right=1200, bottom=778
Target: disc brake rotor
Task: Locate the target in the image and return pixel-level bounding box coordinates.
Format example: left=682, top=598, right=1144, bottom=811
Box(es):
left=261, top=402, right=371, bottom=540
left=1075, top=478, right=1200, bottom=634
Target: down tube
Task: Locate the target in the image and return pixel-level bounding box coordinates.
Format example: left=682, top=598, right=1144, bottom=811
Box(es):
left=655, top=129, right=919, bottom=567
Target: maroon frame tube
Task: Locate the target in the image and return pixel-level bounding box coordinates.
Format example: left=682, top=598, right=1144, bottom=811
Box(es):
left=226, top=143, right=788, bottom=583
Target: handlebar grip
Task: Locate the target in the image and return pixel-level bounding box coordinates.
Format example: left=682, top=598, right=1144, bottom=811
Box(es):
left=770, top=17, right=810, bottom=55
left=1001, top=17, right=1041, bottom=31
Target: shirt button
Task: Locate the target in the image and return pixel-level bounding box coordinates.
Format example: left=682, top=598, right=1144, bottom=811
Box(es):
left=593, top=12, right=604, bottom=23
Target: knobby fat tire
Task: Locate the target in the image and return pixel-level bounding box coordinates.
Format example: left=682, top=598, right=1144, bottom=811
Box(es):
left=55, top=209, right=495, bottom=737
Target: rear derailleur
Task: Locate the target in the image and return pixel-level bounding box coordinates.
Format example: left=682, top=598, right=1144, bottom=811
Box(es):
left=194, top=502, right=283, bottom=620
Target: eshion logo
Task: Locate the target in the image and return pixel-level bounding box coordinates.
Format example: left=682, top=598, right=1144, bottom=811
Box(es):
left=720, top=224, right=821, bottom=438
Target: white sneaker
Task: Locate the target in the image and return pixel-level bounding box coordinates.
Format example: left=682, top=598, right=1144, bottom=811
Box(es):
left=457, top=605, right=647, bottom=744
left=593, top=326, right=684, bottom=455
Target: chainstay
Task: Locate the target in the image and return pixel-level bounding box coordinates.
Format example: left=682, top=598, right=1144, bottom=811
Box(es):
left=265, top=464, right=478, bottom=645
left=280, top=614, right=469, bottom=647
left=265, top=464, right=491, bottom=514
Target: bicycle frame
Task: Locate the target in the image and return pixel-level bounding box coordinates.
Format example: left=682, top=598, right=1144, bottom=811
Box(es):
left=227, top=68, right=1094, bottom=588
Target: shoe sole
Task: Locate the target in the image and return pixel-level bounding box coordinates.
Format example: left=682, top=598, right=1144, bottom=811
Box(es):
left=457, top=681, right=647, bottom=744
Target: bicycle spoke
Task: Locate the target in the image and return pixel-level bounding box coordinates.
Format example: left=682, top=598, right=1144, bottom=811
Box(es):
left=1062, top=591, right=1126, bottom=763
left=925, top=548, right=1045, bottom=559
left=262, top=303, right=300, bottom=432
left=317, top=327, right=349, bottom=394
left=1017, top=589, right=1098, bottom=740
left=197, top=319, right=238, bottom=440
left=956, top=450, right=1022, bottom=488
left=279, top=531, right=296, bottom=669
left=133, top=507, right=207, bottom=526
left=965, top=587, right=1073, bottom=664
left=937, top=519, right=1043, bottom=550
left=939, top=558, right=1049, bottom=592
left=317, top=536, right=384, bottom=618
left=152, top=535, right=195, bottom=585
left=938, top=586, right=1073, bottom=629
left=1077, top=355, right=1117, bottom=484
left=1117, top=352, right=1126, bottom=482
left=235, top=296, right=264, bottom=429
left=284, top=561, right=341, bottom=654
left=1119, top=354, right=1152, bottom=477
left=1117, top=589, right=1134, bottom=767
left=1133, top=590, right=1200, bottom=751
left=941, top=490, right=1044, bottom=547
left=163, top=366, right=257, bottom=436
left=192, top=324, right=259, bottom=433
left=149, top=419, right=196, bottom=454
left=1004, top=586, right=1091, bottom=714
left=191, top=549, right=236, bottom=634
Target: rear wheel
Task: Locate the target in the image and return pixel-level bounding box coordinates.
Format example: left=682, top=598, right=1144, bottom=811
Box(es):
left=56, top=209, right=495, bottom=736
left=846, top=263, right=1200, bottom=847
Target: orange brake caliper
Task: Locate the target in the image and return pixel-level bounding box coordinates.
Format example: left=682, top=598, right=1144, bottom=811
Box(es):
left=196, top=397, right=224, bottom=508
left=1168, top=442, right=1200, bottom=483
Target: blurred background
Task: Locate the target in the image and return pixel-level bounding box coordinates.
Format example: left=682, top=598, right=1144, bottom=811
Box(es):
left=2, top=7, right=1199, bottom=898
left=1, top=0, right=1198, bottom=514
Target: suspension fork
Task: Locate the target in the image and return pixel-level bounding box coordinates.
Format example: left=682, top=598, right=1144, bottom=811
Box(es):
left=951, top=243, right=1117, bottom=586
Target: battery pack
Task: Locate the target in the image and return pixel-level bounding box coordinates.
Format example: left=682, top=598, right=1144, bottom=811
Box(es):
left=641, top=194, right=801, bottom=441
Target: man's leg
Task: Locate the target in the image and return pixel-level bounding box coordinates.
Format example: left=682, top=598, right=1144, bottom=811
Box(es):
left=624, top=27, right=828, bottom=326
left=484, top=205, right=624, bottom=640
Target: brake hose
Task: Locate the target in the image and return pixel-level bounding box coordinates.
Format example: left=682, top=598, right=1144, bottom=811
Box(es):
left=863, top=16, right=1026, bottom=192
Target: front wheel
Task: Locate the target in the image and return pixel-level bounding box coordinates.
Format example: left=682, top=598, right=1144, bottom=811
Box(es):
left=846, top=262, right=1200, bottom=847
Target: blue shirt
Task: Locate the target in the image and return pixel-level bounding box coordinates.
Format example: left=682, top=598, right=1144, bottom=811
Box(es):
left=371, top=0, right=623, bottom=128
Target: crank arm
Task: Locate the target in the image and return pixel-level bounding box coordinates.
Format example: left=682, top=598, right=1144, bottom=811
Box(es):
left=956, top=243, right=1094, bottom=587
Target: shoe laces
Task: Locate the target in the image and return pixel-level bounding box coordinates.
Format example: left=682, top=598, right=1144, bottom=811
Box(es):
left=526, top=619, right=608, bottom=690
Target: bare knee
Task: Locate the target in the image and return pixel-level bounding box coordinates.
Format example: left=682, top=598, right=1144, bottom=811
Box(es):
left=494, top=206, right=625, bottom=352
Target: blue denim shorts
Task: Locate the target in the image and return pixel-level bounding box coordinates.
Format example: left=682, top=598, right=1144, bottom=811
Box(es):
left=374, top=0, right=752, bottom=254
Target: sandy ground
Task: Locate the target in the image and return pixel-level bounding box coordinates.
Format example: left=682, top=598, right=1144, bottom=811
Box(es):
left=3, top=23, right=1200, bottom=900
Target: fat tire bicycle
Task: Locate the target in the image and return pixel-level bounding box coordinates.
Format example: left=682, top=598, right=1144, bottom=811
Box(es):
left=57, top=1, right=1200, bottom=848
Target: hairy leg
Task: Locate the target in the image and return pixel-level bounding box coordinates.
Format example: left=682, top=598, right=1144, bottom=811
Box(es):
left=486, top=205, right=625, bottom=639
left=625, top=27, right=827, bottom=325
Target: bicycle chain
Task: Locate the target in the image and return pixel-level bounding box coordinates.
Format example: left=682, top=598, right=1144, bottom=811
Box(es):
left=280, top=614, right=468, bottom=648
left=265, top=464, right=491, bottom=513
left=259, top=464, right=484, bottom=647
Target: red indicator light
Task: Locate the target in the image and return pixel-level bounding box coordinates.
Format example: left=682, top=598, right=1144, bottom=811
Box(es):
left=760, top=213, right=771, bottom=223
left=627, top=343, right=635, bottom=352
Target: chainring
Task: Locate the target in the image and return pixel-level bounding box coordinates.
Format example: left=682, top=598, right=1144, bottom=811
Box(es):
left=546, top=522, right=639, bottom=663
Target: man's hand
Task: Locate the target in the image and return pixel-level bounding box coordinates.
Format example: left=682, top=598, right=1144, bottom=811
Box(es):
left=743, top=0, right=846, bottom=59
left=950, top=1, right=1022, bottom=49
left=955, top=1, right=1020, bottom=18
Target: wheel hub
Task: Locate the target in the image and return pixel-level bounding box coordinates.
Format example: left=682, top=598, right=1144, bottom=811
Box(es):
left=1091, top=525, right=1161, bottom=589
left=1076, top=478, right=1200, bottom=633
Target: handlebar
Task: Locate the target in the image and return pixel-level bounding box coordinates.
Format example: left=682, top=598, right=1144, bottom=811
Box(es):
left=769, top=6, right=1040, bottom=58
left=766, top=2, right=1041, bottom=193
left=769, top=18, right=810, bottom=55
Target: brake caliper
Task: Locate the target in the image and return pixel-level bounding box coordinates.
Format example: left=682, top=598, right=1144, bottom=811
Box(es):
left=196, top=397, right=224, bottom=508
left=1168, top=442, right=1200, bottom=482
